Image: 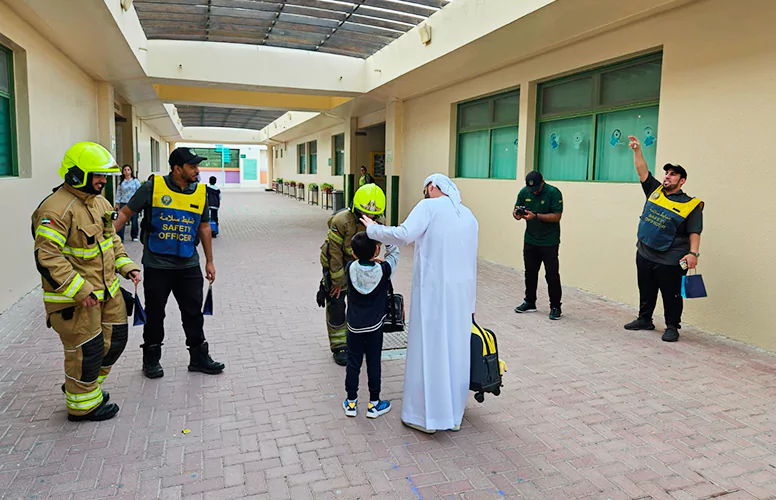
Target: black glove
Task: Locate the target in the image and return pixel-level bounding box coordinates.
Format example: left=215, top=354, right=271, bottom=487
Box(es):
left=316, top=280, right=328, bottom=308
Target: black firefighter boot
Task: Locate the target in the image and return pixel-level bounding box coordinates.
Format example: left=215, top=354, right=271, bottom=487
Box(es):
left=188, top=342, right=225, bottom=374
left=142, top=344, right=164, bottom=379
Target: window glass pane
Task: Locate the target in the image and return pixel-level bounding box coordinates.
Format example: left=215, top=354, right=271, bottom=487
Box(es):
left=493, top=94, right=519, bottom=125
left=538, top=117, right=591, bottom=181
left=298, top=144, right=306, bottom=174
left=309, top=140, right=317, bottom=154
left=601, top=59, right=662, bottom=107
left=0, top=97, right=11, bottom=175
left=490, top=127, right=517, bottom=179
left=0, top=49, right=8, bottom=95
left=460, top=101, right=490, bottom=129
left=309, top=153, right=317, bottom=174
left=335, top=151, right=344, bottom=175
left=541, top=77, right=593, bottom=116
left=334, top=134, right=344, bottom=151
left=595, top=106, right=659, bottom=182
left=457, top=131, right=489, bottom=178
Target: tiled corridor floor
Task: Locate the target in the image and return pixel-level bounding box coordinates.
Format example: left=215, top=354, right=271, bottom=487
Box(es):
left=2, top=191, right=776, bottom=500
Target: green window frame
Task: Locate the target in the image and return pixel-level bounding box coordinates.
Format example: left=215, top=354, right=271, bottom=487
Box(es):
left=0, top=43, right=17, bottom=177
left=536, top=53, right=662, bottom=183
left=456, top=89, right=519, bottom=180
left=333, top=134, right=345, bottom=176
left=308, top=140, right=317, bottom=174
left=297, top=143, right=306, bottom=174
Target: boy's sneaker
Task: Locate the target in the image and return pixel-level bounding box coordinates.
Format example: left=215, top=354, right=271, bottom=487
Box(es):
left=514, top=302, right=537, bottom=313
left=366, top=400, right=391, bottom=419
left=343, top=399, right=357, bottom=417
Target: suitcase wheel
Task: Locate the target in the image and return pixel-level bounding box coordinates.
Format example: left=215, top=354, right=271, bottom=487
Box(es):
left=474, top=392, right=485, bottom=403
left=493, top=387, right=501, bottom=396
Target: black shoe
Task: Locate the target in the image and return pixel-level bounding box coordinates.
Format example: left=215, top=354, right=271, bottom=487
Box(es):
left=661, top=327, right=680, bottom=342
left=333, top=350, right=348, bottom=366
left=67, top=400, right=120, bottom=422
left=61, top=384, right=110, bottom=404
left=624, top=318, right=655, bottom=331
left=549, top=307, right=562, bottom=320
left=514, top=302, right=537, bottom=314
left=142, top=344, right=164, bottom=379
left=188, top=342, right=225, bottom=374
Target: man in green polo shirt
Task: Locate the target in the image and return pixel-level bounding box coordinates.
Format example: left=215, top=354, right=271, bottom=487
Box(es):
left=513, top=171, right=564, bottom=320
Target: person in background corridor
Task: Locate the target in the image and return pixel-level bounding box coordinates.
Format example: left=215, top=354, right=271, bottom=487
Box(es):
left=361, top=173, right=478, bottom=434
left=114, top=147, right=225, bottom=378
left=359, top=165, right=374, bottom=187
left=513, top=171, right=564, bottom=320
left=624, top=135, right=703, bottom=342
left=115, top=164, right=141, bottom=241
left=207, top=176, right=221, bottom=231
left=32, top=142, right=141, bottom=421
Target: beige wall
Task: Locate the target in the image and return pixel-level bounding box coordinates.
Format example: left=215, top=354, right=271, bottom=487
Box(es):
left=401, top=0, right=776, bottom=349
left=0, top=3, right=100, bottom=311
left=133, top=116, right=166, bottom=180
left=274, top=124, right=347, bottom=190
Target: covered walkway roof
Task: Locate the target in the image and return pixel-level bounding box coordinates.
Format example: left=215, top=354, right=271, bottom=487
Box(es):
left=134, top=0, right=450, bottom=59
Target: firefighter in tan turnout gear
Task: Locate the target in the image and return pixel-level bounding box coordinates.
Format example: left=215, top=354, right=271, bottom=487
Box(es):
left=319, top=184, right=386, bottom=365
left=32, top=142, right=141, bottom=422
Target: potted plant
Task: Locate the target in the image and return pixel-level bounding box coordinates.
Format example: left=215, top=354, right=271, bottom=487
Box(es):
left=308, top=183, right=318, bottom=191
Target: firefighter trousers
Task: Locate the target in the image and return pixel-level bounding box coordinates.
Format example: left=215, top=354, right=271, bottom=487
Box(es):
left=326, top=290, right=347, bottom=353
left=48, top=294, right=128, bottom=417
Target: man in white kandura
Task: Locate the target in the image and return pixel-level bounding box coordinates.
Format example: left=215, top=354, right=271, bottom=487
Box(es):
left=360, top=173, right=478, bottom=434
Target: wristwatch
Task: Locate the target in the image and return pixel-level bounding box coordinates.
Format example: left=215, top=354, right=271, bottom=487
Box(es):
left=689, top=252, right=700, bottom=257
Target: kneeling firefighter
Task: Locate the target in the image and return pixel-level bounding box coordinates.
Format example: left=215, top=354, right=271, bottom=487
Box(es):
left=318, top=184, right=386, bottom=365
left=32, top=142, right=141, bottom=422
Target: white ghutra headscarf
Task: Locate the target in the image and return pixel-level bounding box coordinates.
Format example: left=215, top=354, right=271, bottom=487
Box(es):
left=424, top=173, right=462, bottom=214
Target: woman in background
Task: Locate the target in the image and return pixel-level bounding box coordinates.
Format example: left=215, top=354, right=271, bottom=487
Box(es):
left=115, top=164, right=141, bottom=241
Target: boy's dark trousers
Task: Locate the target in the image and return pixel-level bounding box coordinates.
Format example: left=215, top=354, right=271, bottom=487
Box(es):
left=345, top=329, right=383, bottom=401
left=523, top=243, right=562, bottom=307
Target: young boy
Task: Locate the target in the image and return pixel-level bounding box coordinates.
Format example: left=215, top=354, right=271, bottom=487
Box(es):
left=343, top=232, right=399, bottom=418
left=206, top=176, right=222, bottom=237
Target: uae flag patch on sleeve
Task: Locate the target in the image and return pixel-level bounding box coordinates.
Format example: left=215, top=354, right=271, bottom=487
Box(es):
left=41, top=218, right=51, bottom=225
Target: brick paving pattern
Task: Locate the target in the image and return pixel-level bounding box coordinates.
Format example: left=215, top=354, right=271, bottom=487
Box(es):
left=1, top=190, right=776, bottom=499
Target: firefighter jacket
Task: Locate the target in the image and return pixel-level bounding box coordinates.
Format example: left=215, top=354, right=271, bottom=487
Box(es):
left=320, top=209, right=384, bottom=289
left=32, top=184, right=141, bottom=314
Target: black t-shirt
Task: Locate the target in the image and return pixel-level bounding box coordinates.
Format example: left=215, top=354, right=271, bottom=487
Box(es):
left=127, top=175, right=210, bottom=270
left=637, top=173, right=703, bottom=265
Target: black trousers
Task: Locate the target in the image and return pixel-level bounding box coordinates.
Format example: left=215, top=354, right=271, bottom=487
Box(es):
left=345, top=329, right=383, bottom=401
left=637, top=253, right=686, bottom=328
left=143, top=266, right=206, bottom=348
left=523, top=243, right=562, bottom=308
left=210, top=207, right=219, bottom=225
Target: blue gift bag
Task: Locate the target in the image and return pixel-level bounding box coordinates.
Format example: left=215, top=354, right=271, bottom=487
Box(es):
left=681, top=271, right=707, bottom=299
left=133, top=291, right=147, bottom=326
left=203, top=285, right=213, bottom=316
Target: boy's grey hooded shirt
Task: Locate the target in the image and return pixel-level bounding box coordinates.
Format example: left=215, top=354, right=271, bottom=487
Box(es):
left=346, top=244, right=400, bottom=333
left=349, top=244, right=400, bottom=294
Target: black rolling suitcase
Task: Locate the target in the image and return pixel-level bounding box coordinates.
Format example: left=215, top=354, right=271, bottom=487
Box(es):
left=470, top=319, right=504, bottom=403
